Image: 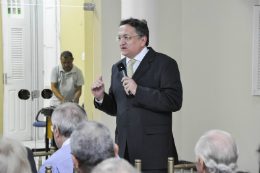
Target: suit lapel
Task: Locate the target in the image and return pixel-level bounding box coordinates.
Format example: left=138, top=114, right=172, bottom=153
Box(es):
left=132, top=47, right=155, bottom=81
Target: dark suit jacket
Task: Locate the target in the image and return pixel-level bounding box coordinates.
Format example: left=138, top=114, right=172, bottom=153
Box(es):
left=94, top=47, right=182, bottom=170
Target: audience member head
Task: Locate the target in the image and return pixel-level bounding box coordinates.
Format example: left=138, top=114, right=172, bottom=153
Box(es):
left=92, top=158, right=139, bottom=173
left=70, top=121, right=118, bottom=173
left=194, top=130, right=238, bottom=173
left=0, top=136, right=31, bottom=173
left=51, top=102, right=88, bottom=148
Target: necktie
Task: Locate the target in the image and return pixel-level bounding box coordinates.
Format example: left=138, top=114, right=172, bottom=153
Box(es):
left=127, top=59, right=137, bottom=78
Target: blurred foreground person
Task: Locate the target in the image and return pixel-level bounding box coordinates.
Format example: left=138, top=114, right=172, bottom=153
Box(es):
left=195, top=130, right=238, bottom=173
left=70, top=121, right=119, bottom=173
left=92, top=158, right=139, bottom=173
left=39, top=102, right=88, bottom=173
left=0, top=136, right=31, bottom=173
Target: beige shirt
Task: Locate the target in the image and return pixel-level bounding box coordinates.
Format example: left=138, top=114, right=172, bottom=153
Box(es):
left=50, top=64, right=84, bottom=106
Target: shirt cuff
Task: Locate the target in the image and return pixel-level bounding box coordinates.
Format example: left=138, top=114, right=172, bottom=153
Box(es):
left=95, top=98, right=103, bottom=105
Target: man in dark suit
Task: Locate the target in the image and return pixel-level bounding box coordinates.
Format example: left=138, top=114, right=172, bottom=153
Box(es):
left=91, top=18, right=182, bottom=173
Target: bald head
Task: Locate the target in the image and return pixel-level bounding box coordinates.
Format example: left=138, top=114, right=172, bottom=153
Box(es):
left=195, top=130, right=238, bottom=173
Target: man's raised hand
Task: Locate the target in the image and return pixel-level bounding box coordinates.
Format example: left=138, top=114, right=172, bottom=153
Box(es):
left=91, top=75, right=105, bottom=101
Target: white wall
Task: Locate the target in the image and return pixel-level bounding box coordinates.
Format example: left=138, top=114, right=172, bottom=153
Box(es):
left=181, top=0, right=260, bottom=172
left=99, top=0, right=121, bottom=139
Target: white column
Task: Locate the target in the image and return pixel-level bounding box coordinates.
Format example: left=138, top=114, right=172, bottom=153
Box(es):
left=121, top=0, right=159, bottom=50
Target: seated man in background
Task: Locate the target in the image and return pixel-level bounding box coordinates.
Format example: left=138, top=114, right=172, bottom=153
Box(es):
left=39, top=102, right=88, bottom=173
left=70, top=121, right=119, bottom=173
left=92, top=158, right=139, bottom=173
left=50, top=51, right=85, bottom=107
left=0, top=136, right=32, bottom=173
left=194, top=130, right=238, bottom=173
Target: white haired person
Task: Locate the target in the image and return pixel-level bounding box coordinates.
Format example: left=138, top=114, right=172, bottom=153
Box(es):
left=38, top=102, right=88, bottom=173
left=70, top=121, right=119, bottom=173
left=0, top=136, right=31, bottom=173
left=92, top=158, right=139, bottom=173
left=194, top=130, right=238, bottom=173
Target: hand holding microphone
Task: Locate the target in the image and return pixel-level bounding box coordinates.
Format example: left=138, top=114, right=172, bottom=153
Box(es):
left=117, top=63, right=137, bottom=96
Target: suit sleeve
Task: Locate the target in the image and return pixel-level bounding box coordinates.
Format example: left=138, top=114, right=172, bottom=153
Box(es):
left=132, top=58, right=182, bottom=112
left=94, top=65, right=117, bottom=116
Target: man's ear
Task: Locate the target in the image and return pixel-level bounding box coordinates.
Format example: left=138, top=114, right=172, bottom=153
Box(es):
left=114, top=143, right=119, bottom=156
left=54, top=126, right=60, bottom=138
left=141, top=36, right=147, bottom=47
left=72, top=155, right=79, bottom=170
left=199, top=157, right=207, bottom=172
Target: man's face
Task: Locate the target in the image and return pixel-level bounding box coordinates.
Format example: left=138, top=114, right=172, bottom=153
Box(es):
left=60, top=56, right=74, bottom=72
left=118, top=24, right=146, bottom=59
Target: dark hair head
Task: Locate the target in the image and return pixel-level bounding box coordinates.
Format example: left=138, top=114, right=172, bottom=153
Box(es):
left=60, top=51, right=73, bottom=59
left=120, top=18, right=149, bottom=46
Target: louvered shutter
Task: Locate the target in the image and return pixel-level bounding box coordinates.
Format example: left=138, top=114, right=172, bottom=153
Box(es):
left=11, top=28, right=23, bottom=80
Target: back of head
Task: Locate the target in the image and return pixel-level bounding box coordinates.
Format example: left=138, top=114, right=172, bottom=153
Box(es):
left=0, top=136, right=31, bottom=173
left=92, top=158, right=139, bottom=173
left=195, top=130, right=238, bottom=173
left=70, top=121, right=115, bottom=173
left=51, top=102, right=88, bottom=137
left=120, top=18, right=149, bottom=46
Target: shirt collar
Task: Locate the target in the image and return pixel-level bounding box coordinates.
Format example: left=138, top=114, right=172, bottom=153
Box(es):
left=62, top=138, right=70, bottom=148
left=126, top=47, right=149, bottom=64
left=59, top=64, right=76, bottom=74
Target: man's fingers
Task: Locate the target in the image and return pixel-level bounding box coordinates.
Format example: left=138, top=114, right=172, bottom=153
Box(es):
left=92, top=81, right=104, bottom=89
left=124, top=87, right=129, bottom=95
left=121, top=76, right=131, bottom=82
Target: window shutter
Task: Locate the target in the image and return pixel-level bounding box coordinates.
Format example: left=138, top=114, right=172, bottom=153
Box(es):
left=11, top=28, right=23, bottom=80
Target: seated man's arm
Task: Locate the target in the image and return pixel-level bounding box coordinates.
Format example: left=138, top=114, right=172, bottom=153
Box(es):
left=72, top=86, right=82, bottom=103
left=51, top=82, right=67, bottom=103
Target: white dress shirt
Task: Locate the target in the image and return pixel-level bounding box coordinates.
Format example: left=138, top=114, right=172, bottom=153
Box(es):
left=95, top=47, right=149, bottom=104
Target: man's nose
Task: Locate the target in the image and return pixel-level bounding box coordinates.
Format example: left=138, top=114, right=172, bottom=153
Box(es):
left=120, top=40, right=126, bottom=46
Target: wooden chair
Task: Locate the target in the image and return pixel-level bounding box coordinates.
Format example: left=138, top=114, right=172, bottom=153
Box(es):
left=134, top=158, right=196, bottom=173
left=168, top=157, right=196, bottom=173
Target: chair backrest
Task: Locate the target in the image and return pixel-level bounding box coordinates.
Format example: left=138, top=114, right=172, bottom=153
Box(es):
left=45, top=166, right=52, bottom=173
left=135, top=159, right=141, bottom=172
left=168, top=157, right=196, bottom=173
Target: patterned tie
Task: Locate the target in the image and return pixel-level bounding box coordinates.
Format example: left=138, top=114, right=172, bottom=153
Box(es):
left=127, top=59, right=137, bottom=78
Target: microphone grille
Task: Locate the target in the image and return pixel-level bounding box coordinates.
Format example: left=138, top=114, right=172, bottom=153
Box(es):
left=117, top=63, right=125, bottom=71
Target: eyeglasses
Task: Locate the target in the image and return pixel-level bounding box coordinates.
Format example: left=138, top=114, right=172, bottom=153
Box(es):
left=116, top=35, right=141, bottom=42
left=50, top=125, right=55, bottom=132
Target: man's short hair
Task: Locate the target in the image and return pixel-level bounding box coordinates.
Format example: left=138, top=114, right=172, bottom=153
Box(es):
left=0, top=136, right=31, bottom=173
left=195, top=130, right=238, bottom=173
left=60, top=51, right=73, bottom=59
left=51, top=102, right=88, bottom=138
left=70, top=121, right=115, bottom=173
left=92, top=158, right=139, bottom=173
left=120, top=18, right=149, bottom=46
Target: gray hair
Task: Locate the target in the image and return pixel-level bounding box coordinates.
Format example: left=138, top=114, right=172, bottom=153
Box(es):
left=70, top=121, right=115, bottom=173
left=0, top=136, right=31, bottom=173
left=51, top=102, right=88, bottom=137
left=92, top=158, right=139, bottom=173
left=195, top=130, right=238, bottom=173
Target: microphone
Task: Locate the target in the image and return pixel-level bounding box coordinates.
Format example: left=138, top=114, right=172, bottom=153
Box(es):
left=117, top=63, right=133, bottom=95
